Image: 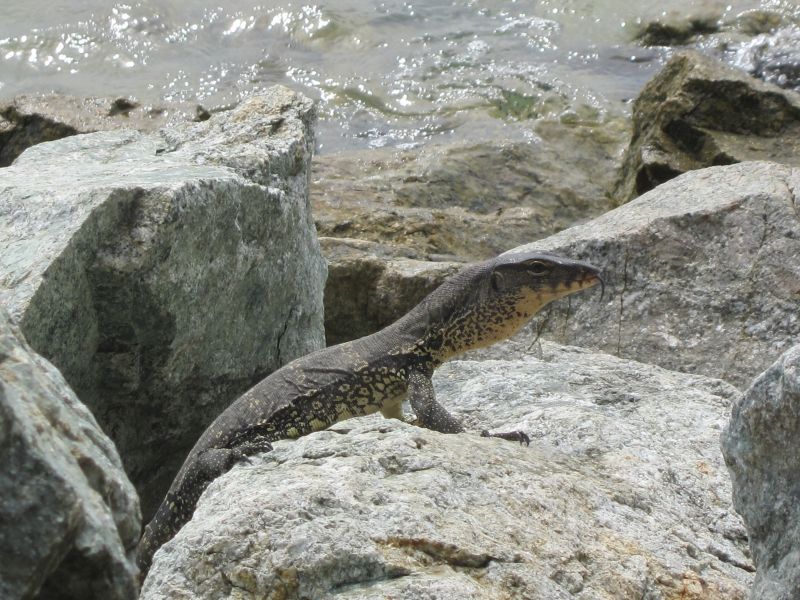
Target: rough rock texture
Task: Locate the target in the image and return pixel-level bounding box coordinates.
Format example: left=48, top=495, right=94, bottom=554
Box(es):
left=722, top=344, right=800, bottom=600
left=141, top=340, right=753, bottom=599
left=0, top=308, right=140, bottom=600
left=0, top=86, right=327, bottom=520
left=320, top=237, right=463, bottom=346
left=313, top=119, right=625, bottom=260
left=614, top=52, right=800, bottom=202
left=0, top=93, right=182, bottom=167
left=511, top=161, right=800, bottom=389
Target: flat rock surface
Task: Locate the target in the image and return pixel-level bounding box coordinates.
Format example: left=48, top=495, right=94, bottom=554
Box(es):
left=0, top=86, right=327, bottom=520
left=510, top=161, right=800, bottom=389
left=0, top=308, right=140, bottom=600
left=722, top=343, right=800, bottom=600
left=142, top=341, right=753, bottom=599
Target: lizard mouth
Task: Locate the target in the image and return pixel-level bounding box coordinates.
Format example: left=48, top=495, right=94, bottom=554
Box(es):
left=575, top=273, right=605, bottom=301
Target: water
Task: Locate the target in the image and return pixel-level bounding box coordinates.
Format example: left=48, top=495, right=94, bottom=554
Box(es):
left=1, top=0, right=798, bottom=153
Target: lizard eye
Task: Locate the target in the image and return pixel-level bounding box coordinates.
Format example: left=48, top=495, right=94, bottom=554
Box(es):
left=525, top=260, right=550, bottom=276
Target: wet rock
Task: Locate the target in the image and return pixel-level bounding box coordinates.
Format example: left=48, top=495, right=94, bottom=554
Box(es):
left=320, top=237, right=462, bottom=346
left=313, top=119, right=625, bottom=260
left=0, top=308, right=140, bottom=600
left=732, top=25, right=800, bottom=91
left=0, top=86, right=326, bottom=521
left=634, top=13, right=720, bottom=46
left=722, top=344, right=800, bottom=600
left=513, top=161, right=800, bottom=389
left=614, top=52, right=800, bottom=202
left=0, top=93, right=178, bottom=167
left=141, top=341, right=752, bottom=599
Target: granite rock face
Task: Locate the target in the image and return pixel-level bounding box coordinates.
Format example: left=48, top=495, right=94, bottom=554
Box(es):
left=141, top=341, right=752, bottom=599
left=511, top=161, right=800, bottom=389
left=722, top=344, right=800, bottom=600
left=0, top=309, right=140, bottom=600
left=0, top=86, right=327, bottom=520
left=614, top=52, right=800, bottom=202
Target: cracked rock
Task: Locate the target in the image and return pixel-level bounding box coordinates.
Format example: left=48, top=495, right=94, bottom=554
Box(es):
left=0, top=86, right=327, bottom=521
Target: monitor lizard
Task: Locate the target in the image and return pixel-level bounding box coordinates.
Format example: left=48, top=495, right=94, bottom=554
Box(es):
left=137, top=250, right=603, bottom=574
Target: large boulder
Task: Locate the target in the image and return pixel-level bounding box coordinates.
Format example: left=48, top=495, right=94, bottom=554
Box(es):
left=614, top=52, right=800, bottom=202
left=722, top=344, right=800, bottom=599
left=0, top=308, right=140, bottom=600
left=511, top=161, right=800, bottom=389
left=141, top=341, right=752, bottom=598
left=0, top=86, right=327, bottom=520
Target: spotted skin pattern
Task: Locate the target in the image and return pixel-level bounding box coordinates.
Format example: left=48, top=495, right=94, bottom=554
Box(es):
left=136, top=251, right=602, bottom=574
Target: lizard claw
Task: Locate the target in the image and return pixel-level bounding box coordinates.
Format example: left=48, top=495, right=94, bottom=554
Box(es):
left=481, top=429, right=531, bottom=446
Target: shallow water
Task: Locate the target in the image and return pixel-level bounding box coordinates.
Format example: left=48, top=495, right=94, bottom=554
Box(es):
left=1, top=0, right=797, bottom=152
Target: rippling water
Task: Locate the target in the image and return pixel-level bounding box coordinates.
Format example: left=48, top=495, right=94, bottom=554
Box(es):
left=1, top=0, right=797, bottom=152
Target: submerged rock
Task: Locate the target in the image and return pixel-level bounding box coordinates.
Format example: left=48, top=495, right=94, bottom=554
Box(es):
left=0, top=87, right=326, bottom=521
left=513, top=161, right=800, bottom=389
left=614, top=52, right=800, bottom=202
left=0, top=308, right=140, bottom=600
left=722, top=344, right=800, bottom=600
left=141, top=341, right=752, bottom=599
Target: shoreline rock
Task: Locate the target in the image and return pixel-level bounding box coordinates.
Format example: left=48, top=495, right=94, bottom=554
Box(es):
left=0, top=87, right=327, bottom=521
left=614, top=52, right=800, bottom=203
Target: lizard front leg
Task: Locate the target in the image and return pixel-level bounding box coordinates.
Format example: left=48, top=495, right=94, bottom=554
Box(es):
left=407, top=370, right=465, bottom=433
left=407, top=369, right=530, bottom=445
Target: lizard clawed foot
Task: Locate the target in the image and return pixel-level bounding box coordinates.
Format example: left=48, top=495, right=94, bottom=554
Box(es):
left=481, top=429, right=531, bottom=446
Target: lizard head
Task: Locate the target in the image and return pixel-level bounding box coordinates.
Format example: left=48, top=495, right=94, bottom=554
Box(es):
left=488, top=251, right=603, bottom=305
left=430, top=251, right=603, bottom=360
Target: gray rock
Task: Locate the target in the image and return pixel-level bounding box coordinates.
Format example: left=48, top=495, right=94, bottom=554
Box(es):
left=614, top=52, right=800, bottom=202
left=0, top=86, right=327, bottom=520
left=0, top=308, right=140, bottom=600
left=722, top=344, right=800, bottom=599
left=0, top=93, right=182, bottom=167
left=320, top=237, right=463, bottom=346
left=511, top=161, right=800, bottom=389
left=141, top=341, right=753, bottom=599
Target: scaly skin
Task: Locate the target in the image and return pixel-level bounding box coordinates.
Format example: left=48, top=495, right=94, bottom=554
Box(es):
left=136, top=250, right=603, bottom=574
